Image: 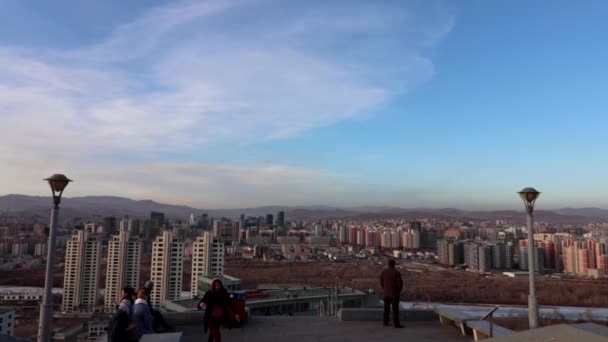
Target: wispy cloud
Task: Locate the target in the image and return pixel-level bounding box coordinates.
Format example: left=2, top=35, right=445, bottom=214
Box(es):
left=0, top=0, right=454, bottom=206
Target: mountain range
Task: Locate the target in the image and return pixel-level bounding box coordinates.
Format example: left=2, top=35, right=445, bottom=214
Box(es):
left=1, top=194, right=607, bottom=224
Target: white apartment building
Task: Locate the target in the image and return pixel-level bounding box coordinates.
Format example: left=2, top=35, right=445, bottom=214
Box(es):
left=62, top=230, right=101, bottom=313
left=104, top=227, right=142, bottom=311
left=191, top=232, right=224, bottom=298
left=0, top=308, right=15, bottom=337
left=150, top=230, right=183, bottom=308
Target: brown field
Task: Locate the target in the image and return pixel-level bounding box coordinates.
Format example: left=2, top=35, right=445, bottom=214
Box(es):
left=225, top=260, right=608, bottom=307
left=4, top=259, right=608, bottom=308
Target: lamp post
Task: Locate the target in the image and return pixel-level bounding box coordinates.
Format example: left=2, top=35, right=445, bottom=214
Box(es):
left=38, top=174, right=72, bottom=342
left=518, top=187, right=540, bottom=329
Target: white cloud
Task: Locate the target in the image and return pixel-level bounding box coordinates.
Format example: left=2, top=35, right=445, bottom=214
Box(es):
left=0, top=0, right=454, bottom=206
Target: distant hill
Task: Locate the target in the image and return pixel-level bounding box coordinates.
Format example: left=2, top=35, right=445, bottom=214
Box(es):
left=0, top=194, right=602, bottom=224
left=554, top=207, right=608, bottom=218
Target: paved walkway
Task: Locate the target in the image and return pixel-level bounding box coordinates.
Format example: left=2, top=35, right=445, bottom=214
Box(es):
left=176, top=316, right=470, bottom=342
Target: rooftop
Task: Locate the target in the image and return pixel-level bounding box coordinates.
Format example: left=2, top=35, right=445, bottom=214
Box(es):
left=0, top=307, right=15, bottom=314
left=175, top=315, right=469, bottom=342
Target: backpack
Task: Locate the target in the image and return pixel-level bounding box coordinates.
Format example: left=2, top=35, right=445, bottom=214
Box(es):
left=107, top=309, right=130, bottom=342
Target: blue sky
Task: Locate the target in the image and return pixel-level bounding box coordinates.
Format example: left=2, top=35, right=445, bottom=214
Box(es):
left=1, top=0, right=607, bottom=209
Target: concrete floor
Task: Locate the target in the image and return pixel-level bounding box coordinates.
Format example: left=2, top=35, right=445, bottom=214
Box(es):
left=176, top=316, right=471, bottom=342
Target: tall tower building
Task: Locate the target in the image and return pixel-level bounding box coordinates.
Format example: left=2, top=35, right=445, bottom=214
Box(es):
left=191, top=232, right=225, bottom=298
left=150, top=211, right=165, bottom=236
left=277, top=211, right=285, bottom=227
left=62, top=230, right=101, bottom=313
left=265, top=214, right=274, bottom=226
left=104, top=226, right=142, bottom=311
left=103, top=216, right=117, bottom=235
left=150, top=230, right=184, bottom=308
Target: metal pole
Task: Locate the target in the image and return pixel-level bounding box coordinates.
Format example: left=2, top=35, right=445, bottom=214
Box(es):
left=527, top=210, right=539, bottom=329
left=38, top=204, right=59, bottom=342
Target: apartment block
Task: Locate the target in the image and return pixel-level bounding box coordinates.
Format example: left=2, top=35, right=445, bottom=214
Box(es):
left=191, top=232, right=224, bottom=298
left=150, top=230, right=183, bottom=308
left=104, top=227, right=142, bottom=311
left=62, top=230, right=101, bottom=313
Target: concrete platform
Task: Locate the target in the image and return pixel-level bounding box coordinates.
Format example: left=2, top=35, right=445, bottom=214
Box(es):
left=175, top=316, right=470, bottom=342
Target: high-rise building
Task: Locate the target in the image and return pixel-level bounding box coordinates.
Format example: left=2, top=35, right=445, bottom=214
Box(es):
left=220, top=221, right=235, bottom=243
left=519, top=246, right=545, bottom=273
left=191, top=232, right=225, bottom=298
left=402, top=229, right=420, bottom=250
left=277, top=211, right=285, bottom=227
left=0, top=308, right=15, bottom=337
left=439, top=240, right=463, bottom=267
left=188, top=213, right=197, bottom=227
left=62, top=230, right=101, bottom=313
left=356, top=229, right=366, bottom=246
left=410, top=221, right=422, bottom=233
left=493, top=243, right=514, bottom=269
left=233, top=221, right=241, bottom=244
left=103, top=216, right=117, bottom=235
left=437, top=239, right=450, bottom=266
left=463, top=242, right=479, bottom=269
left=314, top=224, right=323, bottom=237
left=104, top=226, right=142, bottom=311
left=365, top=229, right=380, bottom=248
left=421, top=230, right=437, bottom=249
left=265, top=214, right=274, bottom=226
left=338, top=225, right=348, bottom=244
left=150, top=211, right=165, bottom=235
left=478, top=245, right=493, bottom=273
left=150, top=230, right=183, bottom=308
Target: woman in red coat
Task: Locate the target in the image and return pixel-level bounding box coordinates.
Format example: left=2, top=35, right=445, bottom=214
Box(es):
left=198, top=278, right=236, bottom=342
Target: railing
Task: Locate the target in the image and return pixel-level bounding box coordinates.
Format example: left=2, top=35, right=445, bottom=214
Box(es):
left=479, top=306, right=500, bottom=338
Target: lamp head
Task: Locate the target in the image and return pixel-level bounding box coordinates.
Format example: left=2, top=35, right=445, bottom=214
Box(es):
left=45, top=174, right=72, bottom=192
left=518, top=187, right=540, bottom=213
left=44, top=174, right=72, bottom=206
left=518, top=187, right=540, bottom=204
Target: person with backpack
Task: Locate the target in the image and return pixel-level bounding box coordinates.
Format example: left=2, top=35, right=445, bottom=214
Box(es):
left=143, top=280, right=174, bottom=332
left=117, top=287, right=136, bottom=318
left=108, top=287, right=136, bottom=342
left=107, top=309, right=131, bottom=342
left=132, top=288, right=155, bottom=336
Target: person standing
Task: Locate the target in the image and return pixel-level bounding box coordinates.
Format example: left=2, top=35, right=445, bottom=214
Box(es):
left=197, top=278, right=236, bottom=342
left=132, top=288, right=155, bottom=336
left=143, top=280, right=174, bottom=332
left=380, top=259, right=404, bottom=328
left=117, top=287, right=136, bottom=319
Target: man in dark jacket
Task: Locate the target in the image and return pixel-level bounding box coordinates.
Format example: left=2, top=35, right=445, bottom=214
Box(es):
left=380, top=259, right=404, bottom=328
left=144, top=280, right=174, bottom=332
left=107, top=308, right=132, bottom=342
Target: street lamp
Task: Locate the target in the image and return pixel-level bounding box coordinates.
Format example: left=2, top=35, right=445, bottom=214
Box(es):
left=38, top=174, right=72, bottom=342
left=518, top=187, right=540, bottom=329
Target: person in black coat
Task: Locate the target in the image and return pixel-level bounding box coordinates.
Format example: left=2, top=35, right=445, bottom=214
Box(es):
left=198, top=278, right=237, bottom=342
left=107, top=308, right=131, bottom=342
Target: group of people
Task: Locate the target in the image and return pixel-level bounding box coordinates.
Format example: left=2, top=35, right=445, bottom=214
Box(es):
left=107, top=278, right=237, bottom=342
left=106, top=263, right=401, bottom=340
left=107, top=281, right=173, bottom=341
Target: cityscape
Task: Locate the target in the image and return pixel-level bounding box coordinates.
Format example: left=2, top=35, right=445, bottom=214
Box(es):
left=2, top=194, right=608, bottom=339
left=2, top=0, right=608, bottom=341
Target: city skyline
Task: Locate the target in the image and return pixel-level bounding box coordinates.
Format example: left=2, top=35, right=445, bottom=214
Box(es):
left=2, top=1, right=608, bottom=209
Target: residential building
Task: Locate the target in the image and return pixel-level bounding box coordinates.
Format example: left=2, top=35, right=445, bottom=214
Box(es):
left=277, top=211, right=285, bottom=227
left=150, top=230, right=184, bottom=308
left=62, top=230, right=101, bottom=313
left=0, top=307, right=15, bottom=337
left=104, top=226, right=142, bottom=311
left=191, top=232, right=224, bottom=298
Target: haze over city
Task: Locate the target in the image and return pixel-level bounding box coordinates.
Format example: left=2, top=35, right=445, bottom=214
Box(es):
left=2, top=1, right=608, bottom=210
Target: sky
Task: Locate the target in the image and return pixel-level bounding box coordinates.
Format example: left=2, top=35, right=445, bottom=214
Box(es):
left=1, top=0, right=607, bottom=210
